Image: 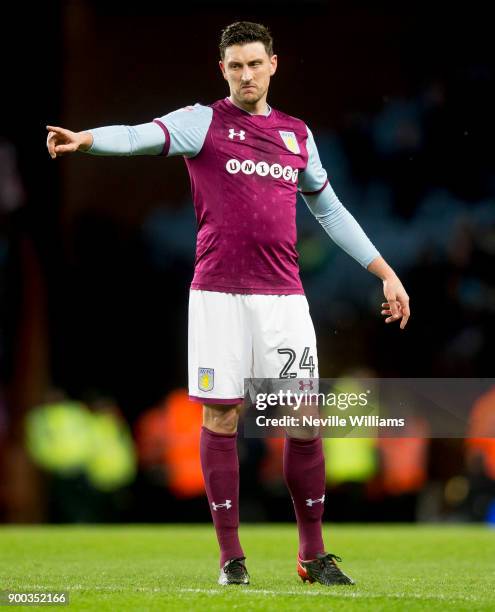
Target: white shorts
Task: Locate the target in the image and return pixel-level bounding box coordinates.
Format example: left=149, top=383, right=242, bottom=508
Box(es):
left=188, top=289, right=319, bottom=404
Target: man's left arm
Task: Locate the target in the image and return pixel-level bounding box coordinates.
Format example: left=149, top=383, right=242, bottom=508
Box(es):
left=299, top=126, right=410, bottom=329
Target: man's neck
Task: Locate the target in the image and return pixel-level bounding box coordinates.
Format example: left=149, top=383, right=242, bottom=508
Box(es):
left=228, top=96, right=271, bottom=116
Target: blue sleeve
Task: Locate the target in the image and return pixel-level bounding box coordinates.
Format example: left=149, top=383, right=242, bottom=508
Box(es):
left=154, top=104, right=212, bottom=158
left=85, top=103, right=212, bottom=157
left=87, top=122, right=165, bottom=156
left=302, top=183, right=380, bottom=269
left=299, top=124, right=379, bottom=268
left=298, top=126, right=328, bottom=194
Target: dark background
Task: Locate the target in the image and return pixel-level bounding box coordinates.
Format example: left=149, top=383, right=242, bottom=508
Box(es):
left=1, top=1, right=494, bottom=523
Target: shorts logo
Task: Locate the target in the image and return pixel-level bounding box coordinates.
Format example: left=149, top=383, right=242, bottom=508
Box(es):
left=279, top=130, right=300, bottom=154
left=198, top=367, right=214, bottom=392
left=298, top=379, right=314, bottom=391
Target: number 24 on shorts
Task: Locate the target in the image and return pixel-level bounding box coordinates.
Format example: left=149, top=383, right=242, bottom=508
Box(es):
left=277, top=347, right=315, bottom=379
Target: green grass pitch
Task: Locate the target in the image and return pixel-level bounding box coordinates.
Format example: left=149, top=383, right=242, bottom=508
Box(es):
left=0, top=524, right=494, bottom=611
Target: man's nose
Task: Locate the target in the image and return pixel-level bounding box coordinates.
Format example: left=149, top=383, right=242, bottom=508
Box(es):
left=241, top=67, right=253, bottom=81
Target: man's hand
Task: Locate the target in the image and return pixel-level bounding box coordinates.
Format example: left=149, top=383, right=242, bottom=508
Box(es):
left=46, top=125, right=93, bottom=159
left=367, top=256, right=410, bottom=329
left=381, top=276, right=410, bottom=329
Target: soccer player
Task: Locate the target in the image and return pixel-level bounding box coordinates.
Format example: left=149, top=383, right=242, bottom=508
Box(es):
left=46, top=21, right=410, bottom=587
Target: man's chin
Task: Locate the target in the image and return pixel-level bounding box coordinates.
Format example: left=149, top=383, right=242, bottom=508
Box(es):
left=239, top=90, right=262, bottom=104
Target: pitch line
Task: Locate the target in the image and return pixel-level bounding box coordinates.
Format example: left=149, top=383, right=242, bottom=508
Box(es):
left=178, top=588, right=477, bottom=601
left=22, top=585, right=479, bottom=602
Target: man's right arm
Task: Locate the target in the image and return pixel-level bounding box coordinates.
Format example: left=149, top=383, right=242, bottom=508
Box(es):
left=46, top=122, right=165, bottom=158
left=86, top=123, right=166, bottom=156
left=46, top=103, right=213, bottom=159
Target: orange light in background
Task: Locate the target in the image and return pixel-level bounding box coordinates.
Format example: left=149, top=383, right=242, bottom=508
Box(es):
left=466, top=386, right=495, bottom=480
left=135, top=389, right=204, bottom=498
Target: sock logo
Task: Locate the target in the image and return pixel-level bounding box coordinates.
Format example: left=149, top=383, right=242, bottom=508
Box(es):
left=305, top=494, right=325, bottom=507
left=212, top=499, right=232, bottom=511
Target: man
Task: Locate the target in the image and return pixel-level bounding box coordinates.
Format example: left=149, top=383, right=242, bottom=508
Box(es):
left=46, top=21, right=410, bottom=587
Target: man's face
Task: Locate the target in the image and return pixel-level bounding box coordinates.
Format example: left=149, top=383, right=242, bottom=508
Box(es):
left=220, top=42, right=277, bottom=108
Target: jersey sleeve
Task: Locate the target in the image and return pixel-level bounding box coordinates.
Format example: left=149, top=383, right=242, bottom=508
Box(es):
left=302, top=183, right=380, bottom=268
left=299, top=125, right=379, bottom=268
left=297, top=125, right=329, bottom=194
left=85, top=103, right=212, bottom=157
left=87, top=122, right=166, bottom=156
left=153, top=103, right=213, bottom=158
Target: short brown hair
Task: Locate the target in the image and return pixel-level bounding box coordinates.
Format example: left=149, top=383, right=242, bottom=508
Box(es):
left=219, top=21, right=274, bottom=60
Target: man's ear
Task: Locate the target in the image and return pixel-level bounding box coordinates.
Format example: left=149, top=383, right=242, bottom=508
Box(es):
left=269, top=54, right=278, bottom=77
left=219, top=60, right=228, bottom=81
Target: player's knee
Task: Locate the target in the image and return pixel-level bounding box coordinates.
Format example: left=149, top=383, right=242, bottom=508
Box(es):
left=285, top=426, right=320, bottom=440
left=285, top=405, right=320, bottom=439
left=203, top=404, right=241, bottom=434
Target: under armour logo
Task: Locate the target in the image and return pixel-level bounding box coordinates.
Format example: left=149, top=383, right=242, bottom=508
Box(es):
left=228, top=129, right=246, bottom=140
left=306, top=495, right=325, bottom=507
left=298, top=380, right=314, bottom=391
left=212, top=499, right=232, bottom=511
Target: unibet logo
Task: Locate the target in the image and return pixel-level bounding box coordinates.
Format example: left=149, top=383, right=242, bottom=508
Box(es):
left=226, top=158, right=298, bottom=183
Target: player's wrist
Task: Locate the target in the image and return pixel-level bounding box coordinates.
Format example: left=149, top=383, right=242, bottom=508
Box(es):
left=382, top=271, right=399, bottom=283
left=368, top=256, right=397, bottom=282
left=78, top=131, right=94, bottom=151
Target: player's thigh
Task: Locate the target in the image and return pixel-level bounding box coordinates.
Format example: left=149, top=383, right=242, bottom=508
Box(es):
left=251, top=294, right=319, bottom=380
left=188, top=290, right=251, bottom=403
left=252, top=295, right=321, bottom=438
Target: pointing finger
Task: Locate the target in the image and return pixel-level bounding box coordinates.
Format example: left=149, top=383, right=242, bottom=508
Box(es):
left=46, top=125, right=69, bottom=136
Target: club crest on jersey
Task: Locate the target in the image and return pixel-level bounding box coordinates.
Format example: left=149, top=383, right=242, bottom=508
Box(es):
left=229, top=128, right=246, bottom=140
left=198, top=367, right=214, bottom=392
left=279, top=130, right=300, bottom=154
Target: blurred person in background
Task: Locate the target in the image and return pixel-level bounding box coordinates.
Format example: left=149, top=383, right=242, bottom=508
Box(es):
left=25, top=390, right=136, bottom=522
left=45, top=21, right=410, bottom=587
left=465, top=386, right=495, bottom=522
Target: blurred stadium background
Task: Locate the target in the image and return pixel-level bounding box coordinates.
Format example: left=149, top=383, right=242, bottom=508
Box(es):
left=1, top=0, right=495, bottom=527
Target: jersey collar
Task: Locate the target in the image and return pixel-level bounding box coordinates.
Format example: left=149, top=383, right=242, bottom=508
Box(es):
left=225, top=97, right=272, bottom=118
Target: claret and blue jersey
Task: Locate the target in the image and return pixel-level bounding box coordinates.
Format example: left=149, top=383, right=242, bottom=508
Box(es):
left=87, top=97, right=379, bottom=295
left=153, top=98, right=327, bottom=294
